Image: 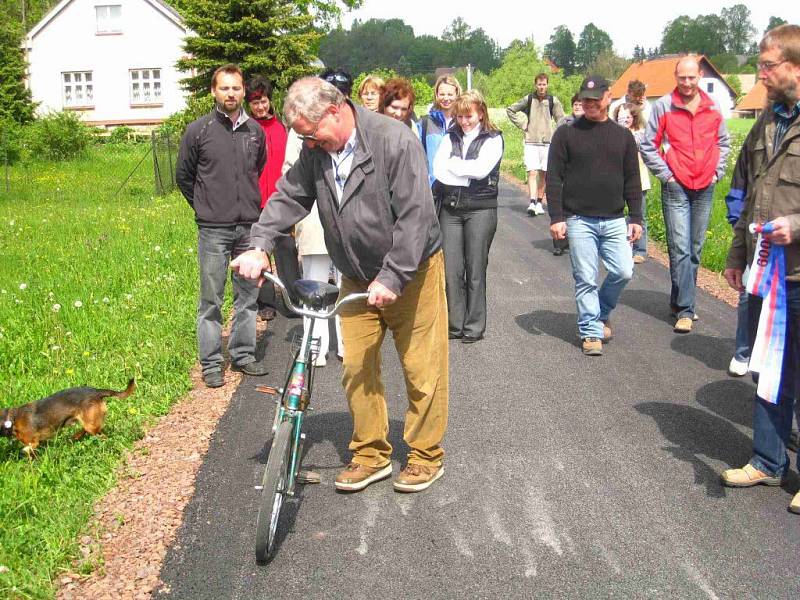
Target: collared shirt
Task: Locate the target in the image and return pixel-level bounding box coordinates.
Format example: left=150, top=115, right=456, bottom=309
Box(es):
left=216, top=106, right=250, bottom=131
left=773, top=100, right=800, bottom=149
left=327, top=128, right=358, bottom=203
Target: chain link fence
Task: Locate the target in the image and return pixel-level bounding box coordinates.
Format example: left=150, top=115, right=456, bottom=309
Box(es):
left=151, top=130, right=178, bottom=196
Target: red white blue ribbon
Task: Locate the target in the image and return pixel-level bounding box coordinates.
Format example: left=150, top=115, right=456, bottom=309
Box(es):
left=746, top=222, right=787, bottom=404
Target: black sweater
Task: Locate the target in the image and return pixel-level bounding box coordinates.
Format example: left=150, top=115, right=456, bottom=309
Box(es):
left=546, top=117, right=642, bottom=225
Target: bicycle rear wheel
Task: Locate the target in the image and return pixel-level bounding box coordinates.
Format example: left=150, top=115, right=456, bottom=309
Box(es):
left=255, top=419, right=293, bottom=563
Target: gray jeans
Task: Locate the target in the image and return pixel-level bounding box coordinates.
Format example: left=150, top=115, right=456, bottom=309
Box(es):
left=197, top=225, right=259, bottom=374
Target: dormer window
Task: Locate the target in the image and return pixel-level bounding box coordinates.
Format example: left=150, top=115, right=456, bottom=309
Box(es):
left=96, top=5, right=122, bottom=34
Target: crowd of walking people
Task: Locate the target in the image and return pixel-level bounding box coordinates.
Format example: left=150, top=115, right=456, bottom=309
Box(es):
left=175, top=24, right=800, bottom=505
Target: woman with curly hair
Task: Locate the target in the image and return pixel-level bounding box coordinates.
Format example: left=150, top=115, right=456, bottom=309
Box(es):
left=380, top=77, right=421, bottom=138
left=433, top=90, right=503, bottom=343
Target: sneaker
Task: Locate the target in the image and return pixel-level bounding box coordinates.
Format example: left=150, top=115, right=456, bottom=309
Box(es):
left=334, top=462, right=392, bottom=492
left=232, top=361, right=269, bottom=376
left=533, top=202, right=546, bottom=216
left=393, top=463, right=444, bottom=493
left=674, top=317, right=693, bottom=333
left=203, top=370, right=223, bottom=388
left=526, top=201, right=537, bottom=216
left=602, top=321, right=613, bottom=342
left=633, top=255, right=645, bottom=264
left=790, top=491, right=800, bottom=514
left=582, top=337, right=603, bottom=356
left=721, top=463, right=783, bottom=487
left=728, top=356, right=749, bottom=377
left=314, top=354, right=327, bottom=368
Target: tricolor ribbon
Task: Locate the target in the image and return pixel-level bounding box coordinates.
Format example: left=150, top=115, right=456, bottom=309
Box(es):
left=746, top=222, right=787, bottom=404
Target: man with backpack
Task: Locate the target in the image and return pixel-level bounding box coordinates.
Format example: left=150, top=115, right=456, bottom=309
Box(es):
left=506, top=73, right=565, bottom=216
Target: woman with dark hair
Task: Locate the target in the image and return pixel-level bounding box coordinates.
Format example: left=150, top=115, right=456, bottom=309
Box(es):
left=380, top=77, right=421, bottom=138
left=432, top=90, right=503, bottom=343
left=420, top=74, right=462, bottom=186
left=245, top=74, right=288, bottom=208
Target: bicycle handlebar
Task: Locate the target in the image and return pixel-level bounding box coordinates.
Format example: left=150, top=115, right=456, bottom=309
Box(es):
left=261, top=270, right=369, bottom=319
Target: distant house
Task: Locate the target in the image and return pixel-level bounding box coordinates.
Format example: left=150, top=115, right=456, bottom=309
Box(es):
left=610, top=56, right=737, bottom=119
left=23, top=0, right=189, bottom=127
left=736, top=81, right=767, bottom=119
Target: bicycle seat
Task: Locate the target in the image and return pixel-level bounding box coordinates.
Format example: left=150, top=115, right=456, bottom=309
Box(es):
left=293, top=279, right=341, bottom=310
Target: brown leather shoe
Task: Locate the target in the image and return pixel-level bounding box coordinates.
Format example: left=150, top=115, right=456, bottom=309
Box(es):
left=334, top=462, right=392, bottom=492
left=721, top=463, right=783, bottom=487
left=582, top=337, right=603, bottom=356
left=393, top=463, right=444, bottom=493
left=674, top=317, right=693, bottom=333
left=602, top=321, right=613, bottom=342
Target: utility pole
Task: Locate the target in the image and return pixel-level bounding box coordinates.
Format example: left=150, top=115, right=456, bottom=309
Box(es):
left=466, top=64, right=473, bottom=91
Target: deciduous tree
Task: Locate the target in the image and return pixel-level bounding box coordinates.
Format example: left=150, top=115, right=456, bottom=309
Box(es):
left=575, top=23, right=613, bottom=71
left=721, top=4, right=756, bottom=54
left=544, top=25, right=576, bottom=74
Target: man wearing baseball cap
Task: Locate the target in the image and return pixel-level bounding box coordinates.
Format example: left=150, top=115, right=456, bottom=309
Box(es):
left=546, top=75, right=643, bottom=355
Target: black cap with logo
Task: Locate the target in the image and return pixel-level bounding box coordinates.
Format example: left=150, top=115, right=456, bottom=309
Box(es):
left=578, top=75, right=610, bottom=99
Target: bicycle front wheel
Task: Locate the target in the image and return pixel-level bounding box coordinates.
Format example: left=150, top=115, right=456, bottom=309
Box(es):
left=255, top=419, right=293, bottom=563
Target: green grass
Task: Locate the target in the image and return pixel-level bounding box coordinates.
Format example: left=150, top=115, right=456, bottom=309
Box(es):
left=0, top=143, right=200, bottom=599
left=496, top=114, right=754, bottom=273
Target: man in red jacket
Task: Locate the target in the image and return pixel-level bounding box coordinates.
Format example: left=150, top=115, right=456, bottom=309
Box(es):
left=641, top=56, right=730, bottom=333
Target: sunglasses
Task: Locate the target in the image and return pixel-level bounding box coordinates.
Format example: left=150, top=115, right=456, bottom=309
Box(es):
left=323, top=73, right=351, bottom=84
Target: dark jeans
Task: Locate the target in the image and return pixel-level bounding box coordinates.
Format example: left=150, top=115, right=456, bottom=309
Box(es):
left=748, top=282, right=800, bottom=477
left=440, top=205, right=497, bottom=338
left=661, top=181, right=714, bottom=318
left=197, top=225, right=259, bottom=375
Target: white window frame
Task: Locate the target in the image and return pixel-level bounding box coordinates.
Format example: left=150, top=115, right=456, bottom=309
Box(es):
left=62, top=71, right=94, bottom=108
left=129, top=68, right=163, bottom=106
left=95, top=5, right=122, bottom=34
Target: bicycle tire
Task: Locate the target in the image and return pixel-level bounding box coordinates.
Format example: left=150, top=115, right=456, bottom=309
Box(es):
left=255, top=419, right=293, bottom=563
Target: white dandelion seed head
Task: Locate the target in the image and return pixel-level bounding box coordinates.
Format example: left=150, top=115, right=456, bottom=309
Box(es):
left=19, top=283, right=27, bottom=290
left=73, top=300, right=83, bottom=308
left=52, top=303, right=61, bottom=312
left=102, top=297, right=110, bottom=303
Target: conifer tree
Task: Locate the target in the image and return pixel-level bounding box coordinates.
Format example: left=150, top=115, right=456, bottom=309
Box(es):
left=0, top=20, right=35, bottom=123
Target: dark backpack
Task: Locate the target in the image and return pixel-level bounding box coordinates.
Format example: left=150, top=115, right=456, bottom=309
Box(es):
left=525, top=93, right=555, bottom=120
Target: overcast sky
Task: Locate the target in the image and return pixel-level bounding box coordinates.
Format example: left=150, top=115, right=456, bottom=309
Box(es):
left=341, top=2, right=800, bottom=57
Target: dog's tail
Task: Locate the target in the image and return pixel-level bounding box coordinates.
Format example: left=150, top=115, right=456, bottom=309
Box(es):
left=106, top=378, right=136, bottom=400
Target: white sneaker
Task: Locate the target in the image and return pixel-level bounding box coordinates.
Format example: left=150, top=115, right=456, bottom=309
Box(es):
left=526, top=201, right=537, bottom=216
left=728, top=356, right=749, bottom=377
left=314, top=354, right=327, bottom=368
left=533, top=202, right=546, bottom=216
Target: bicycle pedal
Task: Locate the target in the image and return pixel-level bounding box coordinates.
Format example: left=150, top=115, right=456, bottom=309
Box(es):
left=296, top=470, right=321, bottom=484
left=255, top=385, right=280, bottom=395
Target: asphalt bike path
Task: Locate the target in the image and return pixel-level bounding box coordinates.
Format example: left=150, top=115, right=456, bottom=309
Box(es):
left=156, top=179, right=800, bottom=599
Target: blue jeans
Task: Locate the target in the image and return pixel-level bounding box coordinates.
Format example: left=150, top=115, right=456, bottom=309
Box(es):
left=631, top=191, right=648, bottom=257
left=197, top=225, right=260, bottom=375
left=566, top=216, right=633, bottom=339
left=748, top=282, right=800, bottom=477
left=734, top=267, right=751, bottom=362
left=661, top=181, right=714, bottom=318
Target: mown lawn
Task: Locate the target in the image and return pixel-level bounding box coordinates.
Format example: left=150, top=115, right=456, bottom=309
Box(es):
left=496, top=114, right=755, bottom=273
left=0, top=143, right=200, bottom=599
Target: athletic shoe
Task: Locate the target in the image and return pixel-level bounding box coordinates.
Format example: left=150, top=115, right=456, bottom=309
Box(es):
left=721, top=463, right=783, bottom=487
left=728, top=356, right=749, bottom=377
left=602, top=321, right=613, bottom=342
left=203, top=370, right=223, bottom=388
left=526, top=201, right=538, bottom=216
left=790, top=491, right=800, bottom=514
left=533, top=202, right=546, bottom=216
left=232, top=361, right=269, bottom=376
left=335, top=462, right=392, bottom=492
left=393, top=463, right=444, bottom=493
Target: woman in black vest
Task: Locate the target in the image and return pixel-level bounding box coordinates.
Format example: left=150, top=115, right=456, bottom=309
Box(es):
left=433, top=90, right=503, bottom=343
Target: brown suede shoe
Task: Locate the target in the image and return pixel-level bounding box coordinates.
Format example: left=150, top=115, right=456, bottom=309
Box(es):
left=334, top=462, right=392, bottom=492
left=674, top=317, right=693, bottom=333
left=602, top=321, right=613, bottom=342
left=393, top=463, right=444, bottom=493
left=721, top=463, right=783, bottom=487
left=582, top=337, right=603, bottom=356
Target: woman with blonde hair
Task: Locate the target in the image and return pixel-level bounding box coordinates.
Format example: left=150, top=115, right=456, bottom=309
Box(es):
left=357, top=75, right=385, bottom=112
left=432, top=90, right=503, bottom=343
left=420, top=74, right=462, bottom=185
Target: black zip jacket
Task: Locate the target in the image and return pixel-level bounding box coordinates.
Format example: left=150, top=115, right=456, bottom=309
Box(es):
left=176, top=109, right=267, bottom=226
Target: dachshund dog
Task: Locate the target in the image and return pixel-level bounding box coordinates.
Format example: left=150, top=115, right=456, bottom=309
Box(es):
left=1, top=379, right=135, bottom=456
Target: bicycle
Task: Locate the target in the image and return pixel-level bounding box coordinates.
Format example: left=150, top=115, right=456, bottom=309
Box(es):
left=253, top=270, right=367, bottom=563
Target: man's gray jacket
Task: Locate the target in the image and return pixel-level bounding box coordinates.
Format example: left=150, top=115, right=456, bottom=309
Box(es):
left=249, top=103, right=442, bottom=295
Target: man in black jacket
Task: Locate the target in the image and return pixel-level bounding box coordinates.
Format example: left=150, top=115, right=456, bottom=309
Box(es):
left=176, top=64, right=268, bottom=388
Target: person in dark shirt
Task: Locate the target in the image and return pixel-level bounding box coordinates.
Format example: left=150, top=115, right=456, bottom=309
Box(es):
left=546, top=75, right=643, bottom=356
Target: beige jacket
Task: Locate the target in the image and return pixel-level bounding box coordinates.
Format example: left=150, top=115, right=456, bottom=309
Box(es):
left=282, top=130, right=328, bottom=256
left=506, top=93, right=565, bottom=144
left=726, top=108, right=800, bottom=282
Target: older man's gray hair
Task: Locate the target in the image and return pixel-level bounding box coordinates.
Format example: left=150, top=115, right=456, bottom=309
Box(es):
left=284, top=77, right=346, bottom=127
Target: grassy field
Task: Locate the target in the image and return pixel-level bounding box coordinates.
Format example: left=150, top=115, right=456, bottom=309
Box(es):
left=495, top=114, right=755, bottom=273
left=0, top=143, right=200, bottom=599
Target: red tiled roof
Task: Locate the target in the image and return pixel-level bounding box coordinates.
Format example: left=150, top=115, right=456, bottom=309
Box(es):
left=736, top=81, right=766, bottom=111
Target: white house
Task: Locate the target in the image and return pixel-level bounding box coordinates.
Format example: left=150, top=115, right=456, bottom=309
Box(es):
left=24, top=0, right=189, bottom=127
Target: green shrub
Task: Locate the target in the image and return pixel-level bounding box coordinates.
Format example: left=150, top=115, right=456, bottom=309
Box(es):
left=0, top=118, right=23, bottom=165
left=107, top=125, right=136, bottom=144
left=159, top=94, right=214, bottom=136
left=24, top=111, right=93, bottom=161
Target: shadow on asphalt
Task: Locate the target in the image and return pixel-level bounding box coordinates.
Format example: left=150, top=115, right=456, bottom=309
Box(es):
left=619, top=288, right=673, bottom=325
left=515, top=310, right=578, bottom=347
left=635, top=401, right=753, bottom=497
left=671, top=334, right=733, bottom=371
left=695, top=378, right=755, bottom=429
left=530, top=237, right=563, bottom=253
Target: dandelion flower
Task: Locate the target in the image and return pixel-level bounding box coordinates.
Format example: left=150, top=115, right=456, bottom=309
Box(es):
left=154, top=245, right=161, bottom=252
left=51, top=345, right=60, bottom=351
left=102, top=297, right=110, bottom=303
left=19, top=283, right=27, bottom=290
left=52, top=303, right=61, bottom=312
left=66, top=368, right=74, bottom=375
left=82, top=351, right=90, bottom=357
left=74, top=300, right=83, bottom=308
left=65, top=331, right=73, bottom=337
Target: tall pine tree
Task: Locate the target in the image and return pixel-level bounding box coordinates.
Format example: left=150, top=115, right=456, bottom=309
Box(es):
left=175, top=0, right=361, bottom=97
left=0, top=19, right=35, bottom=123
